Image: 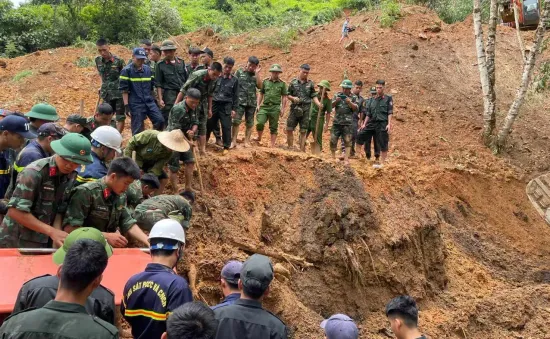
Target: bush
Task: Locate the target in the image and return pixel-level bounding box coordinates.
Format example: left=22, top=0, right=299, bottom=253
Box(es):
left=13, top=70, right=33, bottom=82
left=75, top=56, right=93, bottom=68
left=380, top=0, right=401, bottom=27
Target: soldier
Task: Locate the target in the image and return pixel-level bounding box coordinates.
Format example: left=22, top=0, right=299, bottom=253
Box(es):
left=133, top=190, right=193, bottom=231
left=195, top=47, right=214, bottom=71
left=360, top=79, right=393, bottom=168
left=63, top=157, right=150, bottom=248
left=342, top=80, right=363, bottom=157
left=13, top=227, right=116, bottom=324
left=231, top=56, right=262, bottom=148
left=208, top=57, right=239, bottom=155
left=286, top=64, right=316, bottom=151
left=82, top=103, right=117, bottom=140
left=126, top=173, right=160, bottom=211
left=167, top=89, right=201, bottom=192
left=156, top=40, right=188, bottom=124
left=6, top=123, right=65, bottom=199
left=120, top=47, right=165, bottom=135
left=306, top=80, right=332, bottom=152
left=95, top=38, right=126, bottom=133
left=25, top=103, right=60, bottom=137
left=64, top=114, right=87, bottom=133
left=174, top=63, right=222, bottom=155
left=150, top=44, right=162, bottom=64
left=122, top=219, right=193, bottom=339
left=255, top=64, right=288, bottom=148
left=123, top=129, right=174, bottom=194
left=0, top=133, right=93, bottom=248
left=186, top=47, right=202, bottom=75
left=0, top=239, right=118, bottom=339
left=75, top=126, right=122, bottom=185
left=357, top=86, right=380, bottom=161
left=329, top=79, right=358, bottom=165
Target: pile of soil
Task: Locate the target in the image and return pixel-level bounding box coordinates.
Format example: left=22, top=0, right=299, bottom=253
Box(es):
left=2, top=5, right=550, bottom=338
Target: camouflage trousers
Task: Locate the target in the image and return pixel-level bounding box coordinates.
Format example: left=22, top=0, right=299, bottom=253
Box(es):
left=134, top=207, right=189, bottom=231
left=330, top=124, right=352, bottom=152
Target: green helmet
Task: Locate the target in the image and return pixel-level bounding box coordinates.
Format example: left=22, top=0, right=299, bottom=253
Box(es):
left=51, top=133, right=93, bottom=165
left=160, top=40, right=177, bottom=51
left=25, top=103, right=59, bottom=121
left=318, top=80, right=331, bottom=91
left=269, top=64, right=283, bottom=73
left=52, top=227, right=113, bottom=265
left=370, top=86, right=377, bottom=94
left=340, top=79, right=353, bottom=89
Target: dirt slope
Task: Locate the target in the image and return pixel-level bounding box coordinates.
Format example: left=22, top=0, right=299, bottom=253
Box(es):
left=2, top=6, right=550, bottom=338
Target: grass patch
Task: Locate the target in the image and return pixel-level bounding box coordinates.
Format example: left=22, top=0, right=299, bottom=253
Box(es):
left=380, top=0, right=402, bottom=28
left=75, top=56, right=94, bottom=68
left=13, top=70, right=33, bottom=82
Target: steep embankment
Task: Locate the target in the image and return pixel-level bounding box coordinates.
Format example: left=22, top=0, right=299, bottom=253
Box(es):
left=2, top=6, right=550, bottom=338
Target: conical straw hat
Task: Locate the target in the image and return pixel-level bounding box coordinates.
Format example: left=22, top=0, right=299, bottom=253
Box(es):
left=157, top=129, right=191, bottom=152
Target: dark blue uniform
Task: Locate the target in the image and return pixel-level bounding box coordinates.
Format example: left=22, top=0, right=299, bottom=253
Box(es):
left=5, top=140, right=49, bottom=199
left=211, top=292, right=240, bottom=311
left=0, top=149, right=14, bottom=199
left=75, top=151, right=107, bottom=185
left=119, top=63, right=165, bottom=135
left=121, top=263, right=193, bottom=339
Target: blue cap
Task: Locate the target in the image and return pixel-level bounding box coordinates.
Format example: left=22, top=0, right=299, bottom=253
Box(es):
left=133, top=47, right=147, bottom=59
left=0, top=115, right=37, bottom=139
left=221, top=260, right=243, bottom=284
left=320, top=314, right=359, bottom=339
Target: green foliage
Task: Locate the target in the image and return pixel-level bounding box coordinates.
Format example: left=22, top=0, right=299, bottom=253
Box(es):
left=380, top=0, right=401, bottom=27
left=534, top=60, right=550, bottom=92
left=337, top=0, right=372, bottom=11
left=13, top=70, right=33, bottom=82
left=75, top=56, right=93, bottom=67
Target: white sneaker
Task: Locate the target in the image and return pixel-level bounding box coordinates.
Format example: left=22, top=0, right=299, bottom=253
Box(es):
left=373, top=164, right=384, bottom=169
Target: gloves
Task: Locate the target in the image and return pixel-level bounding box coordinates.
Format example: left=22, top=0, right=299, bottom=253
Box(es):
left=124, top=105, right=131, bottom=117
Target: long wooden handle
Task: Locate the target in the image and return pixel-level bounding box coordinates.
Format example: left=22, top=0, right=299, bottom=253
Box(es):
left=314, top=88, right=326, bottom=147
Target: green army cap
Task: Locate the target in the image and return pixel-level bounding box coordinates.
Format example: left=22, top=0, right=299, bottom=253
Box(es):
left=51, top=133, right=93, bottom=165
left=340, top=79, right=353, bottom=89
left=160, top=40, right=177, bottom=51
left=269, top=64, right=283, bottom=73
left=370, top=86, right=376, bottom=94
left=25, top=103, right=60, bottom=121
left=241, top=254, right=274, bottom=295
left=53, top=227, right=113, bottom=265
left=318, top=80, right=331, bottom=91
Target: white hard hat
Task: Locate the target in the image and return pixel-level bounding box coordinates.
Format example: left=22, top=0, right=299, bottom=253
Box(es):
left=149, top=219, right=186, bottom=249
left=90, top=126, right=122, bottom=153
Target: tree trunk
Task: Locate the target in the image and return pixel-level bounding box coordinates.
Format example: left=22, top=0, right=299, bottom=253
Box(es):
left=495, top=0, right=550, bottom=150
left=484, top=0, right=499, bottom=143
left=473, top=0, right=494, bottom=145
left=513, top=2, right=527, bottom=62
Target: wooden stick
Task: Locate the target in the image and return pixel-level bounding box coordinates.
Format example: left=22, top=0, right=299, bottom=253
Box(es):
left=188, top=264, right=199, bottom=299
left=79, top=100, right=84, bottom=115
left=131, top=151, right=136, bottom=161
left=360, top=238, right=381, bottom=286
left=313, top=87, right=326, bottom=155
left=181, top=133, right=204, bottom=192
left=231, top=238, right=314, bottom=268
left=94, top=94, right=101, bottom=114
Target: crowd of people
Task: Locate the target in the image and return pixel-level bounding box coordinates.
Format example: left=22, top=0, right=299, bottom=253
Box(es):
left=0, top=38, right=402, bottom=338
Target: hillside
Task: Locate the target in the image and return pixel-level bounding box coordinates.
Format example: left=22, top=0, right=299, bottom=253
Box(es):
left=2, top=6, right=550, bottom=338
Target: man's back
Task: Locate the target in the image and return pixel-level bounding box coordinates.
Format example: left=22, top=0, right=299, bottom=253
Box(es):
left=0, top=300, right=118, bottom=339
left=214, top=299, right=288, bottom=339
left=12, top=274, right=115, bottom=324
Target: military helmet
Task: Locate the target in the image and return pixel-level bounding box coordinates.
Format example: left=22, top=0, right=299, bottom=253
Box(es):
left=370, top=86, right=377, bottom=94
left=340, top=79, right=353, bottom=89
left=318, top=80, right=331, bottom=91
left=25, top=103, right=59, bottom=121
left=53, top=227, right=113, bottom=265
left=160, top=40, right=177, bottom=51
left=50, top=133, right=93, bottom=165
left=269, top=64, right=283, bottom=73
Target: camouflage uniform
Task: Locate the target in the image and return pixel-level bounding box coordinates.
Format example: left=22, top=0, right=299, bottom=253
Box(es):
left=155, top=57, right=188, bottom=123
left=167, top=102, right=199, bottom=171
left=124, top=130, right=174, bottom=179
left=307, top=93, right=332, bottom=150
left=95, top=54, right=126, bottom=122
left=330, top=93, right=358, bottom=152
left=133, top=194, right=192, bottom=231
left=179, top=69, right=215, bottom=136
left=185, top=63, right=200, bottom=76
left=82, top=116, right=117, bottom=141
left=63, top=179, right=136, bottom=234
left=126, top=180, right=144, bottom=211
left=233, top=68, right=259, bottom=128
left=286, top=78, right=316, bottom=132
left=0, top=157, right=76, bottom=248
left=257, top=78, right=287, bottom=135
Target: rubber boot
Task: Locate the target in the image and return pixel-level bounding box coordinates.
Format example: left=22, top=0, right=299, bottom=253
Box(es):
left=287, top=131, right=294, bottom=149
left=244, top=127, right=252, bottom=147
left=230, top=125, right=239, bottom=149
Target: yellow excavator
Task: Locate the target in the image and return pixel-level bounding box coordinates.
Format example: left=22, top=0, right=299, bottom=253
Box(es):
left=501, top=0, right=542, bottom=28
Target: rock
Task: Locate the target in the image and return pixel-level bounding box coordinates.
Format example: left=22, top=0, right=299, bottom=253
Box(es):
left=344, top=40, right=355, bottom=51
left=34, top=51, right=41, bottom=56
left=418, top=33, right=428, bottom=40
left=306, top=27, right=316, bottom=34
left=391, top=89, right=398, bottom=94
left=0, top=60, right=6, bottom=69
left=410, top=54, right=416, bottom=58
left=425, top=23, right=442, bottom=33
left=205, top=27, right=214, bottom=36
left=411, top=43, right=419, bottom=50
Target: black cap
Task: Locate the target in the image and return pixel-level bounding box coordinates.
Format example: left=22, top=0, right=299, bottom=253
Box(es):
left=240, top=254, right=273, bottom=295
left=248, top=56, right=259, bottom=65
left=37, top=123, right=66, bottom=138
left=188, top=46, right=202, bottom=55
left=0, top=115, right=36, bottom=139
left=300, top=64, right=311, bottom=71
left=202, top=47, right=214, bottom=58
